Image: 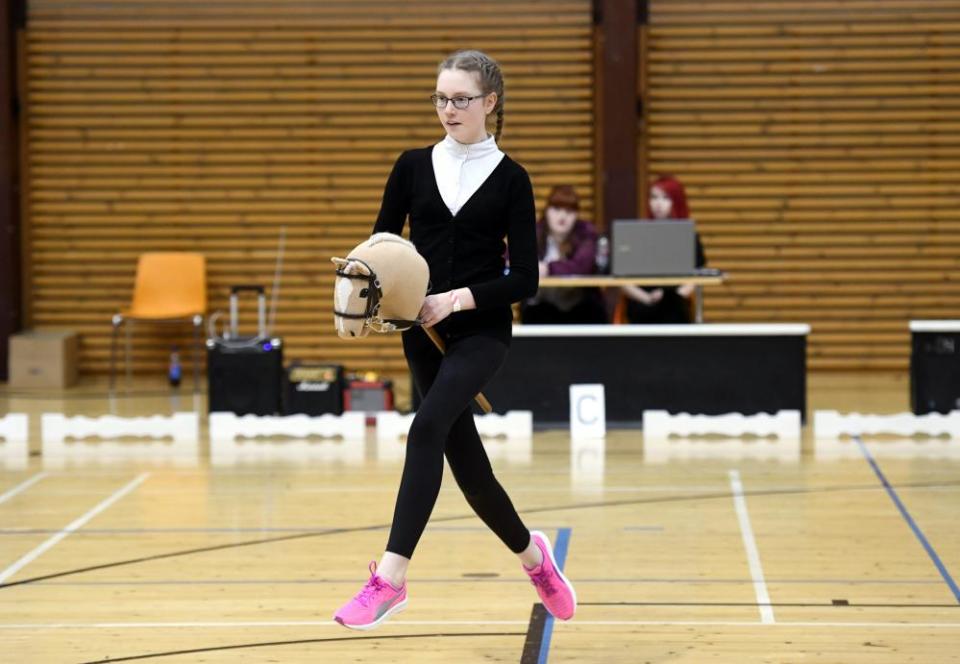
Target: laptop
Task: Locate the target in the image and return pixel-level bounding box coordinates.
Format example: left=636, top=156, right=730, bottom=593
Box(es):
left=610, top=219, right=696, bottom=277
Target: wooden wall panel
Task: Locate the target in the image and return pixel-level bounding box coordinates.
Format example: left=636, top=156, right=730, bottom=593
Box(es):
left=645, top=0, right=960, bottom=370
left=24, top=0, right=594, bottom=375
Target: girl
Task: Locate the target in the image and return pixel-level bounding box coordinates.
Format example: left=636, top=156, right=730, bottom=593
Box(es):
left=333, top=50, right=576, bottom=630
left=521, top=184, right=608, bottom=324
left=622, top=174, right=707, bottom=324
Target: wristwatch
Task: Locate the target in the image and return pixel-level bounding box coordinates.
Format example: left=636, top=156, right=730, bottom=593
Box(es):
left=450, top=291, right=462, bottom=313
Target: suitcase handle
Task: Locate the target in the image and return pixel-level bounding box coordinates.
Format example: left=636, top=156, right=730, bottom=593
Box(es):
left=228, top=284, right=267, bottom=339
left=230, top=285, right=266, bottom=295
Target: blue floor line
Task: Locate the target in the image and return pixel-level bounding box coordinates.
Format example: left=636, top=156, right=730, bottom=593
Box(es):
left=855, top=436, right=960, bottom=603
left=538, top=527, right=572, bottom=664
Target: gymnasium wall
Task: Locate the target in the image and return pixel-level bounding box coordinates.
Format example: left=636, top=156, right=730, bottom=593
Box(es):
left=22, top=0, right=960, bottom=376
left=644, top=0, right=960, bottom=370
left=22, top=0, right=594, bottom=376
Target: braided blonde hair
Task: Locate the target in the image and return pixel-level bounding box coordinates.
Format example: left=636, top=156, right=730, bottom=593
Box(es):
left=438, top=49, right=505, bottom=142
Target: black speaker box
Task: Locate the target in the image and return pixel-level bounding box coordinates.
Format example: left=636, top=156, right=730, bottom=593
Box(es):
left=911, top=331, right=960, bottom=414
left=284, top=363, right=345, bottom=415
left=207, top=339, right=284, bottom=415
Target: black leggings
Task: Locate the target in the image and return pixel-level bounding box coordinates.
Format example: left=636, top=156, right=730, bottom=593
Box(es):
left=385, top=327, right=531, bottom=559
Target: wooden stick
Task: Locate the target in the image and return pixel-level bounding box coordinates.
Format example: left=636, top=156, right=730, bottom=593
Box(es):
left=422, top=326, right=493, bottom=414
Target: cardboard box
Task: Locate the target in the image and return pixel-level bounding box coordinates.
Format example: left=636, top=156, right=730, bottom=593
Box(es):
left=8, top=330, right=80, bottom=389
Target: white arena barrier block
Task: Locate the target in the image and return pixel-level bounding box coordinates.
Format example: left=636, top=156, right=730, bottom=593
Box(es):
left=208, top=412, right=366, bottom=441
left=475, top=411, right=533, bottom=439
left=0, top=413, right=28, bottom=443
left=813, top=410, right=960, bottom=439
left=41, top=413, right=199, bottom=468
left=375, top=411, right=533, bottom=441
left=0, top=414, right=28, bottom=470
left=643, top=410, right=801, bottom=439
left=42, top=413, right=198, bottom=444
left=375, top=411, right=533, bottom=463
left=374, top=412, right=411, bottom=462
left=375, top=411, right=414, bottom=442
left=208, top=413, right=366, bottom=466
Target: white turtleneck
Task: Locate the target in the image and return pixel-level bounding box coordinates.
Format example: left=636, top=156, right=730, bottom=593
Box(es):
left=431, top=133, right=505, bottom=217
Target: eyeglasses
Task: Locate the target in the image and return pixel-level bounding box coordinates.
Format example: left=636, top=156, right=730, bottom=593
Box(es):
left=430, top=94, right=486, bottom=110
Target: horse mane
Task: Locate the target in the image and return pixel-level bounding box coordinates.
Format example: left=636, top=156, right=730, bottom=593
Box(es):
left=366, top=232, right=415, bottom=250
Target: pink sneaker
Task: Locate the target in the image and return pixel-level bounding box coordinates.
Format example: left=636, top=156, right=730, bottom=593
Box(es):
left=523, top=530, right=577, bottom=620
left=333, top=561, right=408, bottom=630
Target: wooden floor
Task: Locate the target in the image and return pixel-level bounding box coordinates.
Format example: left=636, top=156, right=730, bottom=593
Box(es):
left=1, top=373, right=958, bottom=662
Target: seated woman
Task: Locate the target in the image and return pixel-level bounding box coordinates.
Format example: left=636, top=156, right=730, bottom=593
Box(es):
left=621, top=175, right=707, bottom=324
left=521, top=185, right=608, bottom=324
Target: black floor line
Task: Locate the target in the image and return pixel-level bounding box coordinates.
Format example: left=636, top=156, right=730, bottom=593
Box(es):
left=74, top=631, right=527, bottom=664
left=3, top=478, right=958, bottom=590
left=580, top=601, right=960, bottom=609
left=520, top=604, right=549, bottom=664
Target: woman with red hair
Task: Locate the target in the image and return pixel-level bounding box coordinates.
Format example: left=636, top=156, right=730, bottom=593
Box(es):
left=622, top=175, right=707, bottom=324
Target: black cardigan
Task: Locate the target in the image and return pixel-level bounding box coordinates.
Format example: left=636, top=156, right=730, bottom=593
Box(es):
left=373, top=146, right=539, bottom=340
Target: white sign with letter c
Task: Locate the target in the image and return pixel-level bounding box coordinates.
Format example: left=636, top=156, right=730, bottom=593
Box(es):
left=570, top=384, right=606, bottom=439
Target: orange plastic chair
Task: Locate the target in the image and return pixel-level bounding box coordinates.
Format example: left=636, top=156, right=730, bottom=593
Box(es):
left=612, top=292, right=628, bottom=324
left=110, top=253, right=207, bottom=390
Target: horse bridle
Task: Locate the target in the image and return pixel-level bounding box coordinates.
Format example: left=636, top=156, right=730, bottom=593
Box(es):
left=333, top=257, right=421, bottom=333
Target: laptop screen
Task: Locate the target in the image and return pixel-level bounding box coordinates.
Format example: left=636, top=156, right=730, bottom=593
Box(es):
left=610, top=219, right=696, bottom=277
